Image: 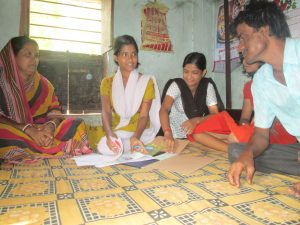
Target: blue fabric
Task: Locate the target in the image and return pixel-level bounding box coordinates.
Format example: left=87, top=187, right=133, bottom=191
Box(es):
left=252, top=38, right=300, bottom=141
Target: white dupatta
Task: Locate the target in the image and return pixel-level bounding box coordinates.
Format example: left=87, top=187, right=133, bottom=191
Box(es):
left=98, top=67, right=161, bottom=153
left=112, top=67, right=145, bottom=129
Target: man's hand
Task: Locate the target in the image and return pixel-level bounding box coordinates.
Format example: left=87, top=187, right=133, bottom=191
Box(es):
left=228, top=149, right=255, bottom=187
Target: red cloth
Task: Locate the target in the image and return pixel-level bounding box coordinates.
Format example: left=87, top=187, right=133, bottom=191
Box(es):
left=187, top=111, right=253, bottom=142
left=243, top=80, right=253, bottom=107
left=270, top=120, right=297, bottom=144
left=188, top=81, right=297, bottom=144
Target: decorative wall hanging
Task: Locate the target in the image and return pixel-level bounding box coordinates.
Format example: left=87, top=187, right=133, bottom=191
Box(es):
left=141, top=0, right=173, bottom=52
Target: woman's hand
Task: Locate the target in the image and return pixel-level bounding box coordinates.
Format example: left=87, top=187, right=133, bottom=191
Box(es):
left=106, top=134, right=120, bottom=154
left=130, top=136, right=147, bottom=154
left=25, top=125, right=54, bottom=147
left=38, top=122, right=55, bottom=134
left=181, top=118, right=198, bottom=135
left=163, top=131, right=175, bottom=153
left=38, top=123, right=56, bottom=146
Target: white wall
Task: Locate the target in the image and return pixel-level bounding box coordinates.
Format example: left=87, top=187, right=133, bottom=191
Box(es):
left=0, top=0, right=21, bottom=49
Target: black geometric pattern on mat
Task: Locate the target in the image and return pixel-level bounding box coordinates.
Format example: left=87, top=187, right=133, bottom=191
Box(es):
left=0, top=180, right=55, bottom=198
left=0, top=202, right=59, bottom=225
left=142, top=183, right=203, bottom=208
left=148, top=208, right=170, bottom=221
left=176, top=208, right=247, bottom=225
left=77, top=192, right=143, bottom=222
left=69, top=176, right=118, bottom=192
left=234, top=197, right=300, bottom=225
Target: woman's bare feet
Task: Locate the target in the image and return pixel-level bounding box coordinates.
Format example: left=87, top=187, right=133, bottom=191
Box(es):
left=288, top=182, right=300, bottom=198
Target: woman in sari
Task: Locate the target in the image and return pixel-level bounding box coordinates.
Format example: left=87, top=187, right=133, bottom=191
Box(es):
left=96, top=35, right=160, bottom=154
left=0, top=36, right=92, bottom=163
left=159, top=52, right=224, bottom=152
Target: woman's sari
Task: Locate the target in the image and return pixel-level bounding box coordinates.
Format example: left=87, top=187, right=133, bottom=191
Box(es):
left=0, top=40, right=92, bottom=163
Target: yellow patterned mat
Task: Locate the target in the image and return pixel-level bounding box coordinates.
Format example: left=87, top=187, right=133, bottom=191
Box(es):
left=0, top=143, right=299, bottom=225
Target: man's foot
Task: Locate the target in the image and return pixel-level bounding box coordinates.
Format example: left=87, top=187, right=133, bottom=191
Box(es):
left=288, top=182, right=300, bottom=198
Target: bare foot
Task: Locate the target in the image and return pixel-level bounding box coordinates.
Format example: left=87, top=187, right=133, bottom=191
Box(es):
left=227, top=133, right=239, bottom=143
left=288, top=182, right=300, bottom=198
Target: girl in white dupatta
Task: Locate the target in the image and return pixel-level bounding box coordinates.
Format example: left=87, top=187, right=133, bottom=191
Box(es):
left=97, top=35, right=160, bottom=153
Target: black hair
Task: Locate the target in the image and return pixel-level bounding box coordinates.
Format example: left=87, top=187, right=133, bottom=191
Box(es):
left=231, top=0, right=291, bottom=39
left=182, top=52, right=207, bottom=71
left=113, top=35, right=140, bottom=68
left=113, top=35, right=139, bottom=55
left=10, top=35, right=38, bottom=56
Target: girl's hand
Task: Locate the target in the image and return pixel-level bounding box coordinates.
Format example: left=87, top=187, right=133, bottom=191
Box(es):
left=130, top=136, right=146, bottom=154
left=181, top=119, right=196, bottom=135
left=163, top=132, right=175, bottom=153
left=106, top=134, right=120, bottom=154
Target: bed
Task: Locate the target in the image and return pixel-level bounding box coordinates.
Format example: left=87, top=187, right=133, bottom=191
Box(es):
left=0, top=142, right=299, bottom=225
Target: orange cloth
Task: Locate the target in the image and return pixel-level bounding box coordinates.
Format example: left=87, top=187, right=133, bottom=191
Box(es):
left=188, top=111, right=297, bottom=144
left=187, top=111, right=253, bottom=142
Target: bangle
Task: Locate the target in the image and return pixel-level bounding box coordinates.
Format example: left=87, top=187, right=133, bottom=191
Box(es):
left=163, top=127, right=171, bottom=133
left=22, top=123, right=32, bottom=132
left=46, top=120, right=57, bottom=130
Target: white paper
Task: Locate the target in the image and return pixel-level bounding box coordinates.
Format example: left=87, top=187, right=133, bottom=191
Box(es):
left=73, top=138, right=155, bottom=167
left=94, top=152, right=153, bottom=168
left=73, top=153, right=124, bottom=167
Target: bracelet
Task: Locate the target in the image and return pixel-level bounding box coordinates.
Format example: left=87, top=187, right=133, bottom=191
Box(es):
left=22, top=123, right=32, bottom=132
left=163, top=127, right=171, bottom=133
left=46, top=120, right=57, bottom=130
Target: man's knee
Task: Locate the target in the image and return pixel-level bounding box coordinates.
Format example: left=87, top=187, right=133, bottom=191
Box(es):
left=228, top=143, right=246, bottom=163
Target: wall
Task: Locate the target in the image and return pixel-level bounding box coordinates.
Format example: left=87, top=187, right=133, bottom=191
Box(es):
left=211, top=0, right=249, bottom=109
left=110, top=0, right=246, bottom=108
left=109, top=0, right=198, bottom=91
left=0, top=0, right=21, bottom=49
left=0, top=0, right=246, bottom=110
